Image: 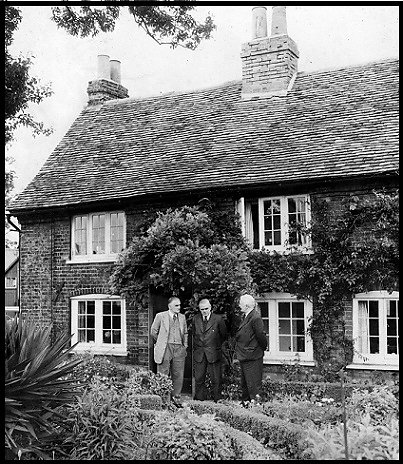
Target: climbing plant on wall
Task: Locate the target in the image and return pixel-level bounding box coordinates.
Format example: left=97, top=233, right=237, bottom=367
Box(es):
left=249, top=188, right=399, bottom=380
left=109, top=204, right=253, bottom=335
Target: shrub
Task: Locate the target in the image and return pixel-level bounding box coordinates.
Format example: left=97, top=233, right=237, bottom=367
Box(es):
left=5, top=318, right=82, bottom=460
left=222, top=424, right=281, bottom=460
left=346, top=384, right=398, bottom=425
left=146, top=407, right=237, bottom=460
left=305, top=414, right=399, bottom=460
left=260, top=395, right=342, bottom=426
left=126, top=394, right=162, bottom=411
left=188, top=400, right=311, bottom=459
left=125, top=370, right=173, bottom=405
left=58, top=377, right=141, bottom=460
left=68, top=353, right=133, bottom=386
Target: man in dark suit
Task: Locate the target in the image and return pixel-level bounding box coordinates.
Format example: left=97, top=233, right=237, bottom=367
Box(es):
left=235, top=294, right=267, bottom=402
left=192, top=298, right=227, bottom=401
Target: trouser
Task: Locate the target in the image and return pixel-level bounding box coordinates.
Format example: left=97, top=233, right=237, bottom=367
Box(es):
left=239, top=357, right=263, bottom=401
left=194, top=353, right=222, bottom=401
left=157, top=343, right=186, bottom=397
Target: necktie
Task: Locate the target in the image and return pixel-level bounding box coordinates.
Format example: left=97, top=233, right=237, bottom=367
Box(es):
left=203, top=316, right=208, bottom=329
left=173, top=314, right=178, bottom=323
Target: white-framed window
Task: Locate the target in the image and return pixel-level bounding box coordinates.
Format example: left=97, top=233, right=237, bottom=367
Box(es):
left=236, top=195, right=311, bottom=252
left=256, top=293, right=314, bottom=364
left=71, top=294, right=127, bottom=355
left=350, top=291, right=399, bottom=369
left=70, top=211, right=126, bottom=263
left=5, top=276, right=17, bottom=288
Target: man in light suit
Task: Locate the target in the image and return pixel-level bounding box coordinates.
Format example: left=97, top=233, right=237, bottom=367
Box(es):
left=192, top=298, right=227, bottom=402
left=150, top=296, right=188, bottom=404
left=235, top=294, right=267, bottom=402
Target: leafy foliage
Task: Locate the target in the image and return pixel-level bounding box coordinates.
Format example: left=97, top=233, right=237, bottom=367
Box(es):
left=51, top=4, right=215, bottom=49
left=5, top=6, right=53, bottom=148
left=110, top=205, right=252, bottom=333
left=58, top=377, right=141, bottom=460
left=305, top=414, right=399, bottom=460
left=5, top=317, right=82, bottom=460
left=249, top=189, right=399, bottom=378
left=147, top=407, right=237, bottom=460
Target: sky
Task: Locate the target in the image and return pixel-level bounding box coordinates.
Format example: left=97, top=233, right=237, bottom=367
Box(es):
left=6, top=4, right=399, bottom=201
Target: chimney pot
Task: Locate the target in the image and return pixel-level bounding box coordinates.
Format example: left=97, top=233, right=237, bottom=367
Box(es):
left=97, top=54, right=110, bottom=80
left=110, top=59, right=121, bottom=84
left=271, top=6, right=287, bottom=36
left=252, top=7, right=267, bottom=39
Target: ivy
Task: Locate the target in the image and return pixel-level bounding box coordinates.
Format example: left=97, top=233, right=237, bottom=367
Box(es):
left=110, top=189, right=398, bottom=378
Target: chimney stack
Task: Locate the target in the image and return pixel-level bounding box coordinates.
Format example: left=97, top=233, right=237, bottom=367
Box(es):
left=241, top=6, right=299, bottom=100
left=87, top=55, right=128, bottom=106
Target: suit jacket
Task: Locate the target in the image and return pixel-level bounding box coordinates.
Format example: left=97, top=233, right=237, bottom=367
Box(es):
left=235, top=308, right=267, bottom=362
left=192, top=313, right=227, bottom=363
left=150, top=311, right=188, bottom=364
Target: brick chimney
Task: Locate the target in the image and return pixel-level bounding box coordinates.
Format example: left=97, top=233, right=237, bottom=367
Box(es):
left=241, top=6, right=299, bottom=100
left=87, top=55, right=129, bottom=105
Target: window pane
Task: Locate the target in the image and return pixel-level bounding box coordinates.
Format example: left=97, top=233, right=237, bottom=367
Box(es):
left=110, top=212, right=124, bottom=254
left=103, top=330, right=112, bottom=343
left=258, top=302, right=269, bottom=318
left=369, top=301, right=378, bottom=317
left=87, top=301, right=95, bottom=314
left=264, top=216, right=272, bottom=231
left=92, top=214, right=105, bottom=254
left=103, top=302, right=111, bottom=314
left=387, top=319, right=396, bottom=336
left=273, top=215, right=281, bottom=230
left=265, top=231, right=273, bottom=246
left=103, top=316, right=111, bottom=329
left=112, top=331, right=121, bottom=344
left=292, top=302, right=304, bottom=318
left=369, top=319, right=379, bottom=336
left=278, top=302, right=290, bottom=318
left=293, top=319, right=305, bottom=335
left=294, top=336, right=305, bottom=352
left=279, top=336, right=291, bottom=351
left=387, top=338, right=398, bottom=354
left=112, top=301, right=121, bottom=314
left=274, top=231, right=281, bottom=245
left=74, top=216, right=87, bottom=255
left=279, top=319, right=290, bottom=335
left=113, top=316, right=121, bottom=329
left=369, top=337, right=379, bottom=354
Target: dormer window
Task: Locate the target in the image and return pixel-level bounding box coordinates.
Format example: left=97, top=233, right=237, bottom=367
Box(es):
left=70, top=211, right=126, bottom=263
left=237, top=195, right=311, bottom=252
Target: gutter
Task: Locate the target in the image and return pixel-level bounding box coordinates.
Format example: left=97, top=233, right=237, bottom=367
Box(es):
left=6, top=212, right=21, bottom=316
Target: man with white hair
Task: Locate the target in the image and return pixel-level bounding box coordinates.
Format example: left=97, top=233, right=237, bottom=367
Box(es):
left=235, top=293, right=267, bottom=402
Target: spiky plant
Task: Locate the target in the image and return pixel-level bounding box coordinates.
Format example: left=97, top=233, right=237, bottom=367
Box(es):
left=5, top=316, right=83, bottom=459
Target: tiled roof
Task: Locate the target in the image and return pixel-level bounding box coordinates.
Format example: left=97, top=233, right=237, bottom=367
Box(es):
left=9, top=59, right=399, bottom=213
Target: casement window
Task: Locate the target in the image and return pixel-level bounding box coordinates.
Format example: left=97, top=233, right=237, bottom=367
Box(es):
left=350, top=291, right=399, bottom=369
left=256, top=293, right=314, bottom=364
left=71, top=294, right=127, bottom=356
left=237, top=196, right=311, bottom=252
left=70, top=211, right=126, bottom=262
left=5, top=276, right=17, bottom=288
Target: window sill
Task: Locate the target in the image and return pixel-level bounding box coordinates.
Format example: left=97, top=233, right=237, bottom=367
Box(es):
left=346, top=363, right=399, bottom=371
left=263, top=357, right=315, bottom=367
left=72, top=346, right=127, bottom=356
left=66, top=256, right=118, bottom=264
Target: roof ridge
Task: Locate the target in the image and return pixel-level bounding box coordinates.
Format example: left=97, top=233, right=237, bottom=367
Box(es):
left=298, top=56, right=399, bottom=77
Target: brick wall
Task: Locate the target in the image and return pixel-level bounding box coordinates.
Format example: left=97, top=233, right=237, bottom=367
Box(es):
left=17, top=182, right=398, bottom=374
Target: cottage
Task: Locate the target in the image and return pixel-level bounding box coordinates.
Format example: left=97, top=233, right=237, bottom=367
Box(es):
left=8, top=7, right=398, bottom=382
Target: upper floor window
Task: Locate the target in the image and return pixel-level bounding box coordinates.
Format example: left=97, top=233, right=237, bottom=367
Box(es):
left=352, top=291, right=399, bottom=368
left=70, top=294, right=127, bottom=356
left=70, top=211, right=126, bottom=262
left=256, top=293, right=314, bottom=364
left=237, top=195, right=311, bottom=252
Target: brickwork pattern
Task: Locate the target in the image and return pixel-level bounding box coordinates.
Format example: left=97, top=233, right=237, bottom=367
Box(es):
left=87, top=79, right=129, bottom=105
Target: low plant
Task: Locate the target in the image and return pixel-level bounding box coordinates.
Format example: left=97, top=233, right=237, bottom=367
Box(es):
left=261, top=395, right=342, bottom=426
left=58, top=377, right=141, bottom=460
left=125, top=370, right=173, bottom=405
left=146, top=407, right=237, bottom=460
left=188, top=399, right=312, bottom=459
left=5, top=317, right=82, bottom=460
left=346, top=384, right=398, bottom=425
left=305, top=413, right=399, bottom=460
